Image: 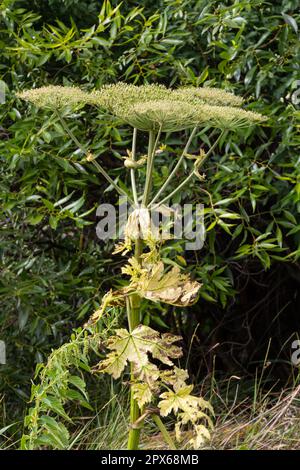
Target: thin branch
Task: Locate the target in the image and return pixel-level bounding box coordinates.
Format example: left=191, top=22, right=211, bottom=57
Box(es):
left=55, top=110, right=133, bottom=203
left=149, top=126, right=198, bottom=206
left=142, top=126, right=162, bottom=206
left=152, top=170, right=195, bottom=209
left=151, top=130, right=225, bottom=209
left=198, top=129, right=226, bottom=165
left=130, top=128, right=139, bottom=206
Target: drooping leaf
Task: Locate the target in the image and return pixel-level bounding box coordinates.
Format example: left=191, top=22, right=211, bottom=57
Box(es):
left=94, top=325, right=183, bottom=379
left=132, top=382, right=153, bottom=408
left=128, top=261, right=201, bottom=306
left=158, top=385, right=213, bottom=449
left=158, top=385, right=197, bottom=416
left=94, top=325, right=159, bottom=379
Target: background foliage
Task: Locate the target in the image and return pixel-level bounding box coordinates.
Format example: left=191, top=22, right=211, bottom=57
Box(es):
left=1, top=0, right=300, bottom=446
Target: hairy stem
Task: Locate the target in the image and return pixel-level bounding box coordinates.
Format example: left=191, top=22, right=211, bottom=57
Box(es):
left=127, top=238, right=143, bottom=450
left=152, top=414, right=177, bottom=450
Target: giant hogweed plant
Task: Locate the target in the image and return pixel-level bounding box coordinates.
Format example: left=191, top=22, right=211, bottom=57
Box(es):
left=17, top=83, right=266, bottom=450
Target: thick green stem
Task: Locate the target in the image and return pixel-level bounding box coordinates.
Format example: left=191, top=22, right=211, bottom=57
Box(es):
left=127, top=239, right=143, bottom=450
left=127, top=128, right=160, bottom=449
left=152, top=414, right=177, bottom=450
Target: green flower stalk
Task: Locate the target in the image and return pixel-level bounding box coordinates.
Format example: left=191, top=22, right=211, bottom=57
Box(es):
left=18, top=82, right=266, bottom=451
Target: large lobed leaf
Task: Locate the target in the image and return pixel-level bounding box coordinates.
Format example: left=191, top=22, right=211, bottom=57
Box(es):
left=94, top=325, right=182, bottom=379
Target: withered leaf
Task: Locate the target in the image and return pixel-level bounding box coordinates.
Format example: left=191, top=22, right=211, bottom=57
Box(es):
left=134, top=261, right=201, bottom=306
left=94, top=325, right=182, bottom=380
left=160, top=367, right=189, bottom=391
left=85, top=289, right=126, bottom=326
left=151, top=333, right=183, bottom=365
left=158, top=385, right=213, bottom=449
left=132, top=382, right=153, bottom=408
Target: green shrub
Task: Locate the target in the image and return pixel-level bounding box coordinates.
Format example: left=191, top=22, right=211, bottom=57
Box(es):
left=0, top=0, right=299, bottom=445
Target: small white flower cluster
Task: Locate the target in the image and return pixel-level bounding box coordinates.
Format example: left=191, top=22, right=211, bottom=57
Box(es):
left=17, top=85, right=90, bottom=109
left=17, top=82, right=267, bottom=131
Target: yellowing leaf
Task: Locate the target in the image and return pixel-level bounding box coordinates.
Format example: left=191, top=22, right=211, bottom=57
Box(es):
left=160, top=367, right=189, bottom=391
left=158, top=385, right=197, bottom=416
left=132, top=383, right=153, bottom=408
left=151, top=333, right=182, bottom=365
left=133, top=362, right=160, bottom=387
left=94, top=325, right=182, bottom=379
left=112, top=240, right=132, bottom=256
left=175, top=421, right=211, bottom=449
left=95, top=351, right=127, bottom=379
left=132, top=261, right=201, bottom=306
left=158, top=385, right=213, bottom=449
left=191, top=424, right=211, bottom=449
left=121, top=256, right=145, bottom=283
left=94, top=325, right=158, bottom=378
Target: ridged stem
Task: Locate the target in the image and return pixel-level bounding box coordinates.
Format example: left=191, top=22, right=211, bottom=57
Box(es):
left=127, top=239, right=143, bottom=450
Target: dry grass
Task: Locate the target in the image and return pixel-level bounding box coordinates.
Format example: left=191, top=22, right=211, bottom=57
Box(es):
left=2, top=370, right=300, bottom=450
left=137, top=382, right=300, bottom=450
left=211, top=384, right=300, bottom=450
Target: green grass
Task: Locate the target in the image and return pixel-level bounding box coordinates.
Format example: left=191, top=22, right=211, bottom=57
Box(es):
left=67, top=377, right=300, bottom=450
left=2, top=358, right=300, bottom=450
